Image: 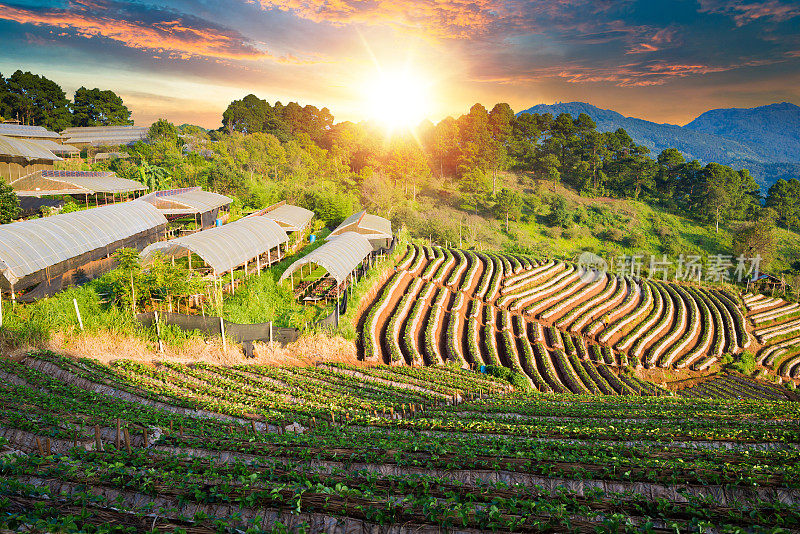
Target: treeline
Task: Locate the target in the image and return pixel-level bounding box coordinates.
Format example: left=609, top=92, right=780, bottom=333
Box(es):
left=220, top=96, right=763, bottom=231
left=0, top=70, right=132, bottom=130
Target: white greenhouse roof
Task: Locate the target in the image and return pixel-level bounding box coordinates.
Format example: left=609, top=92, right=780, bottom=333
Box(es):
left=139, top=187, right=232, bottom=215
left=0, top=135, right=61, bottom=162
left=60, top=126, right=148, bottom=147
left=0, top=201, right=167, bottom=285
left=280, top=232, right=372, bottom=284
left=329, top=210, right=392, bottom=240
left=33, top=139, right=80, bottom=155
left=251, top=201, right=313, bottom=232
left=10, top=170, right=147, bottom=196
left=0, top=124, right=61, bottom=140
left=140, top=216, right=288, bottom=274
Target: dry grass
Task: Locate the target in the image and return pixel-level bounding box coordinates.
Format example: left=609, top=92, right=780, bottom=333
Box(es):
left=9, top=330, right=362, bottom=368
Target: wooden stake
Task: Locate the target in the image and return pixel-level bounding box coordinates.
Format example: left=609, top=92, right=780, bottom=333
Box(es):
left=251, top=420, right=256, bottom=434
left=35, top=437, right=44, bottom=455
left=94, top=425, right=103, bottom=451
left=123, top=428, right=132, bottom=454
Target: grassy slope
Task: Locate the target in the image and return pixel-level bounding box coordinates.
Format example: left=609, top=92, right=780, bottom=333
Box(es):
left=410, top=175, right=796, bottom=276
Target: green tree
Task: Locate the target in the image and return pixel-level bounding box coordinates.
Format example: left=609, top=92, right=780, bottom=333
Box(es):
left=733, top=208, right=777, bottom=266
left=0, top=70, right=71, bottom=130
left=765, top=178, right=800, bottom=231
left=494, top=188, right=521, bottom=232
left=487, top=103, right=515, bottom=194
left=538, top=153, right=561, bottom=191
left=139, top=161, right=172, bottom=192
left=71, top=87, right=132, bottom=126
left=0, top=182, right=20, bottom=223
left=384, top=137, right=431, bottom=200
left=148, top=119, right=179, bottom=144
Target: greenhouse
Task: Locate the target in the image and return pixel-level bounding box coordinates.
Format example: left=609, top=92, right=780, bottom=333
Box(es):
left=280, top=232, right=373, bottom=303
left=138, top=187, right=232, bottom=229
left=139, top=216, right=289, bottom=277
left=0, top=201, right=168, bottom=296
left=251, top=201, right=314, bottom=233
left=328, top=210, right=392, bottom=250
left=10, top=170, right=147, bottom=199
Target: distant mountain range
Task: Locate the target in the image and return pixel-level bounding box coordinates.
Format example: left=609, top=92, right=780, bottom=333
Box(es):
left=518, top=101, right=800, bottom=191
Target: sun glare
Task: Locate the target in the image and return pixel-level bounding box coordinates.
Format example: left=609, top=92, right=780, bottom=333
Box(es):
left=364, top=69, right=431, bottom=132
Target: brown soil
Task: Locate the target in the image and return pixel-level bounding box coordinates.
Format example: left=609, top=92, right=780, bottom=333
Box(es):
left=372, top=272, right=414, bottom=363
left=538, top=277, right=609, bottom=323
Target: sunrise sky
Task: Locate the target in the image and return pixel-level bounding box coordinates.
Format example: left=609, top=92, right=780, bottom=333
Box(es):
left=1, top=0, right=798, bottom=129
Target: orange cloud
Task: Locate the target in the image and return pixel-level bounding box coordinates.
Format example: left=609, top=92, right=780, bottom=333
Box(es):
left=476, top=60, right=755, bottom=87
left=699, top=0, right=800, bottom=26
left=0, top=0, right=301, bottom=62
left=254, top=0, right=506, bottom=38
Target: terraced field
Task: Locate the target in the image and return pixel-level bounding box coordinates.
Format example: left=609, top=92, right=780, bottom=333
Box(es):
left=362, top=244, right=800, bottom=391
left=2, top=350, right=800, bottom=532
left=746, top=293, right=800, bottom=379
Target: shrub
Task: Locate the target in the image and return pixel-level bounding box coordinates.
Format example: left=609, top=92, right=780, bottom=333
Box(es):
left=732, top=351, right=756, bottom=376
left=599, top=227, right=625, bottom=243
left=509, top=372, right=533, bottom=392
left=623, top=232, right=647, bottom=249
left=546, top=196, right=572, bottom=228
left=485, top=364, right=510, bottom=380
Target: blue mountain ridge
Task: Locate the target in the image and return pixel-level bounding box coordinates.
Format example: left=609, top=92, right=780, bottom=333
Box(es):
left=518, top=101, right=800, bottom=190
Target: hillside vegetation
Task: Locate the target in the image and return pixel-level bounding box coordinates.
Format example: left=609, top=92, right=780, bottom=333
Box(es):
left=1, top=350, right=799, bottom=532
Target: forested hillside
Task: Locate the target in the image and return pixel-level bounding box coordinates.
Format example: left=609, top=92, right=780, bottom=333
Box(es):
left=521, top=101, right=800, bottom=190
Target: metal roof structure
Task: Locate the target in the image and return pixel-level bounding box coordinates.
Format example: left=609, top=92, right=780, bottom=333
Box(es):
left=32, top=139, right=80, bottom=155
left=138, top=187, right=232, bottom=216
left=60, top=126, right=148, bottom=147
left=10, top=170, right=147, bottom=196
left=140, top=217, right=288, bottom=275
left=0, top=124, right=61, bottom=140
left=0, top=134, right=61, bottom=162
left=328, top=210, right=392, bottom=240
left=249, top=201, right=314, bottom=232
left=280, top=232, right=373, bottom=284
left=0, top=201, right=167, bottom=286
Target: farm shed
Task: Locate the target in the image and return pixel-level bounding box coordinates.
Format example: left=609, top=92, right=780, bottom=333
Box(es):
left=0, top=201, right=168, bottom=296
left=280, top=232, right=373, bottom=304
left=60, top=126, right=149, bottom=148
left=0, top=134, right=61, bottom=183
left=10, top=170, right=147, bottom=199
left=139, top=216, right=288, bottom=277
left=328, top=210, right=392, bottom=250
left=139, top=187, right=232, bottom=229
left=249, top=201, right=314, bottom=234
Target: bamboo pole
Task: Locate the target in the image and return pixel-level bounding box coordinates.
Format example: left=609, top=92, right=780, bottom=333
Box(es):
left=73, top=299, right=84, bottom=330
left=220, top=316, right=227, bottom=353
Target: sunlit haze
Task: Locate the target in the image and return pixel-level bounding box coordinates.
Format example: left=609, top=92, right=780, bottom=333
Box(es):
left=0, top=1, right=798, bottom=127
left=364, top=68, right=432, bottom=132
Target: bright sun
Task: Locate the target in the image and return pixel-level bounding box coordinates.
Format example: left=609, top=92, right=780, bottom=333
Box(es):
left=364, top=69, right=430, bottom=132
